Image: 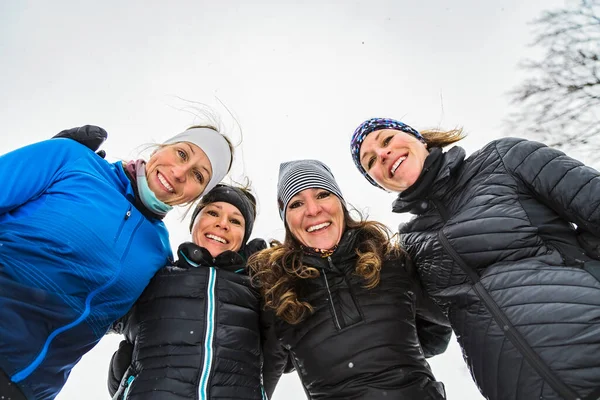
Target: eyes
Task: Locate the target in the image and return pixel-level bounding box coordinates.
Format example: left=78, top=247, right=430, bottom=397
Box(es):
left=288, top=191, right=331, bottom=209
left=206, top=209, right=243, bottom=226
left=366, top=135, right=393, bottom=170
left=177, top=149, right=205, bottom=184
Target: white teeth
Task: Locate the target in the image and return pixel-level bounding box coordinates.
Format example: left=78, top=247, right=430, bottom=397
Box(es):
left=206, top=234, right=227, bottom=244
left=158, top=173, right=174, bottom=192
left=391, top=156, right=407, bottom=176
left=307, top=222, right=330, bottom=232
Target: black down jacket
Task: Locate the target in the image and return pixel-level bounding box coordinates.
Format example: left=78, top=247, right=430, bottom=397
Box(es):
left=261, top=228, right=452, bottom=400
left=394, top=138, right=600, bottom=400
left=108, top=242, right=265, bottom=400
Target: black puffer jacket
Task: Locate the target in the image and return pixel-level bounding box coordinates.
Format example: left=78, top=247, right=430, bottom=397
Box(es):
left=394, top=138, right=600, bottom=400
left=108, top=242, right=266, bottom=400
left=261, top=229, right=452, bottom=400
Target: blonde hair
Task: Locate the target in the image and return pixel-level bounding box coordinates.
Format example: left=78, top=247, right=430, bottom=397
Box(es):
left=248, top=208, right=405, bottom=325
left=420, top=128, right=466, bottom=148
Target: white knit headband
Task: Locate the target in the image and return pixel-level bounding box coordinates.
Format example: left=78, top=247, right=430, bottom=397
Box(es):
left=163, top=128, right=232, bottom=195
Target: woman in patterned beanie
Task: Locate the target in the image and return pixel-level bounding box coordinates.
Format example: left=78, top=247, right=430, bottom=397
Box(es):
left=350, top=117, right=600, bottom=400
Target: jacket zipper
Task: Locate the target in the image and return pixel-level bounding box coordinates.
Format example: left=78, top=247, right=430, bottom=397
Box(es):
left=288, top=351, right=313, bottom=400
left=122, top=375, right=135, bottom=400
left=322, top=260, right=342, bottom=330
left=119, top=217, right=144, bottom=263
left=437, top=229, right=581, bottom=400
left=198, top=267, right=217, bottom=400
left=114, top=205, right=132, bottom=242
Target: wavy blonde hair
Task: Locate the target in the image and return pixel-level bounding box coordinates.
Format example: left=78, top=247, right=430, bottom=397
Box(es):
left=248, top=208, right=405, bottom=325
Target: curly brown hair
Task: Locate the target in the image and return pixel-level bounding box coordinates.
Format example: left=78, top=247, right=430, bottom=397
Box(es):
left=247, top=208, right=404, bottom=325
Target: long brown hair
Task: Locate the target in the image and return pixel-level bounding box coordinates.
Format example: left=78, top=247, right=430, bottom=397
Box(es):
left=420, top=127, right=466, bottom=148
left=247, top=208, right=404, bottom=325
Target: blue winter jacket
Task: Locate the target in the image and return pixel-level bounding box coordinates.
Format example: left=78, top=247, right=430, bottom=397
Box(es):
left=0, top=139, right=171, bottom=400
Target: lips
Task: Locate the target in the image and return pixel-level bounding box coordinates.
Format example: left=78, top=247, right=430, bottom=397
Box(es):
left=390, top=155, right=407, bottom=177
left=306, top=222, right=331, bottom=233
left=205, top=233, right=228, bottom=244
left=157, top=172, right=175, bottom=193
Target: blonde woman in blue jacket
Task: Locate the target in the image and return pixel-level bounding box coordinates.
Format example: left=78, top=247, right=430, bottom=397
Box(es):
left=0, top=125, right=233, bottom=400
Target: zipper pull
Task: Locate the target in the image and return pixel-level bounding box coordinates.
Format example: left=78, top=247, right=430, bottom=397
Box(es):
left=327, top=256, right=334, bottom=269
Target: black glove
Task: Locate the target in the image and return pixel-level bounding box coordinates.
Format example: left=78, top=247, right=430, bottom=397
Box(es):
left=239, top=238, right=268, bottom=261
left=53, top=125, right=108, bottom=158
left=577, top=227, right=600, bottom=261
left=107, top=340, right=133, bottom=397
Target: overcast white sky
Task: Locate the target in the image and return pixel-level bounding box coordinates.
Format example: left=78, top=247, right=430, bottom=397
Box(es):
left=1, top=1, right=570, bottom=399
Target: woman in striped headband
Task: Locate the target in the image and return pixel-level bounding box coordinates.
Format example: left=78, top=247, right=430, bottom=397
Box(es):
left=249, top=159, right=451, bottom=400
left=350, top=118, right=600, bottom=400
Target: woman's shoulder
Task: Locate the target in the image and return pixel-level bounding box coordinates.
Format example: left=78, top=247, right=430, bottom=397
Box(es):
left=36, top=137, right=98, bottom=158
left=478, top=137, right=545, bottom=158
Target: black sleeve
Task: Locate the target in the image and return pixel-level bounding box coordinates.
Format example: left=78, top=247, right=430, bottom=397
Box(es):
left=498, top=138, right=600, bottom=236
left=260, top=309, right=294, bottom=398
left=107, top=340, right=134, bottom=397
left=408, top=258, right=453, bottom=358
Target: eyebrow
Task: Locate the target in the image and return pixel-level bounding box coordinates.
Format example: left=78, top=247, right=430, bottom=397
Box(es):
left=360, top=131, right=382, bottom=162
left=186, top=143, right=196, bottom=155
left=208, top=204, right=244, bottom=218
left=187, top=143, right=211, bottom=177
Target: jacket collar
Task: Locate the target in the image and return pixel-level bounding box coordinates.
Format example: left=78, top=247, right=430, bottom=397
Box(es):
left=392, top=146, right=466, bottom=214
left=175, top=242, right=246, bottom=273
left=302, top=229, right=361, bottom=271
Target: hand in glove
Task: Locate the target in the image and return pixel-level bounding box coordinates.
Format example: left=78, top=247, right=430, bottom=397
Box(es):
left=239, top=238, right=268, bottom=261
left=577, top=227, right=600, bottom=261
left=107, top=340, right=134, bottom=397
left=53, top=125, right=108, bottom=158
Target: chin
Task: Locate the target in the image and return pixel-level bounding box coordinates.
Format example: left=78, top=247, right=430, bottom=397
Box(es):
left=311, top=240, right=336, bottom=250
left=206, top=247, right=222, bottom=258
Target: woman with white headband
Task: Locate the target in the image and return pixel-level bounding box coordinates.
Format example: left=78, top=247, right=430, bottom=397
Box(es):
left=0, top=124, right=233, bottom=400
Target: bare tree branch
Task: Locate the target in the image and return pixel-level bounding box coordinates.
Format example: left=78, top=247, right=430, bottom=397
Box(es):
left=507, top=0, right=600, bottom=163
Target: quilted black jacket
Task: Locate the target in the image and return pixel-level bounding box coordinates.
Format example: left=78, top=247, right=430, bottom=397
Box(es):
left=261, top=228, right=452, bottom=400
left=108, top=242, right=265, bottom=400
left=394, top=138, right=600, bottom=400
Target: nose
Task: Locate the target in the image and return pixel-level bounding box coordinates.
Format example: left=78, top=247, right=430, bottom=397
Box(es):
left=304, top=197, right=322, bottom=216
left=172, top=165, right=188, bottom=182
left=376, top=147, right=391, bottom=163
left=215, top=215, right=229, bottom=231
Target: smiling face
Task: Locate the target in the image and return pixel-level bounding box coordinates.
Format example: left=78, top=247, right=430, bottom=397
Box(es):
left=192, top=201, right=245, bottom=257
left=359, top=129, right=429, bottom=192
left=285, top=188, right=345, bottom=250
left=146, top=142, right=212, bottom=205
